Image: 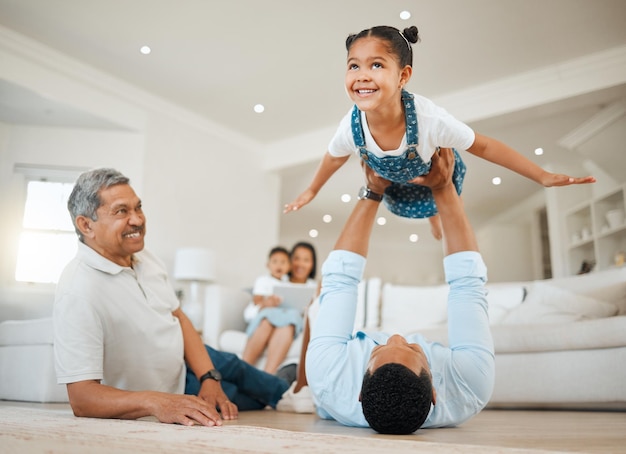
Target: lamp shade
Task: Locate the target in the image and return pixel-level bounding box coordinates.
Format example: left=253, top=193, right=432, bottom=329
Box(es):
left=173, top=247, right=216, bottom=282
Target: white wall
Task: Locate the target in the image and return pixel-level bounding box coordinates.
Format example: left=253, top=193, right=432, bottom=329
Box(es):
left=0, top=29, right=281, bottom=304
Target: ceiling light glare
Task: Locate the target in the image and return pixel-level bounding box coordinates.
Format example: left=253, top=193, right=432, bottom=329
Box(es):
left=409, top=233, right=419, bottom=243
left=534, top=147, right=544, bottom=156
left=341, top=194, right=351, bottom=203
left=492, top=177, right=502, bottom=185
left=308, top=229, right=319, bottom=238
left=139, top=45, right=151, bottom=55
left=323, top=214, right=332, bottom=223
left=376, top=216, right=387, bottom=226
left=400, top=10, right=411, bottom=20
left=253, top=104, right=265, bottom=113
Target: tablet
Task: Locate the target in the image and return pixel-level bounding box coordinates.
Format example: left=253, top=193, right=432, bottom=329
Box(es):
left=272, top=283, right=317, bottom=312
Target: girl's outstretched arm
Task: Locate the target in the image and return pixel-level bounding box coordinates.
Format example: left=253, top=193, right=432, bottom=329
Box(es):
left=283, top=152, right=350, bottom=213
left=467, top=133, right=596, bottom=187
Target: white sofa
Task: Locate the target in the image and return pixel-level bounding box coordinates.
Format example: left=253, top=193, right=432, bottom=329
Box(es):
left=3, top=267, right=624, bottom=407
left=213, top=267, right=626, bottom=410
left=210, top=280, right=374, bottom=370
left=0, top=288, right=68, bottom=402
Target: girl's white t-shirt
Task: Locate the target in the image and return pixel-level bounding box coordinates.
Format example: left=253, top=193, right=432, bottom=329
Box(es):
left=328, top=92, right=475, bottom=162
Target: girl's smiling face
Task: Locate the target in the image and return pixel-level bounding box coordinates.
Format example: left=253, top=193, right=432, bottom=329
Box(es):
left=345, top=37, right=412, bottom=112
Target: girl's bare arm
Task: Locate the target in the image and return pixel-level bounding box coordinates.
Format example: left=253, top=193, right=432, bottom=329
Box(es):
left=284, top=152, right=350, bottom=213
left=468, top=133, right=595, bottom=187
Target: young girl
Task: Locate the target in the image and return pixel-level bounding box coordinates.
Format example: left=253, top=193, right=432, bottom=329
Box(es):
left=283, top=25, right=595, bottom=239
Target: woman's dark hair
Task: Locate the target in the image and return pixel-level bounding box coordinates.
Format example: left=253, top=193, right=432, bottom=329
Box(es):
left=361, top=363, right=433, bottom=434
left=289, top=241, right=317, bottom=280
left=346, top=25, right=420, bottom=67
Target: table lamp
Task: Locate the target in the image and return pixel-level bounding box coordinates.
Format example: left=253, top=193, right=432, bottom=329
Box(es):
left=173, top=247, right=216, bottom=331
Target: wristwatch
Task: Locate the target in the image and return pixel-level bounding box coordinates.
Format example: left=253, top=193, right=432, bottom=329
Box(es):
left=358, top=186, right=383, bottom=202
left=199, top=369, right=222, bottom=384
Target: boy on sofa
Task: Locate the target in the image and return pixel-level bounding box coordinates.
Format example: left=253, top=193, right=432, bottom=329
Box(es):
left=303, top=148, right=495, bottom=434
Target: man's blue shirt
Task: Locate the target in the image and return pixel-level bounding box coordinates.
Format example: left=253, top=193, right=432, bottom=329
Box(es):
left=306, top=250, right=495, bottom=428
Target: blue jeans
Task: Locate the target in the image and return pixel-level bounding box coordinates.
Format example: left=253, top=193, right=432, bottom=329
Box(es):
left=185, top=345, right=289, bottom=410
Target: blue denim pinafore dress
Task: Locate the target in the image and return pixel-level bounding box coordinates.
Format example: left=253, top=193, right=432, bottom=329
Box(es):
left=351, top=90, right=467, bottom=218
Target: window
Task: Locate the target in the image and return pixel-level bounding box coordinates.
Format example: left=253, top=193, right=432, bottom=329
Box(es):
left=15, top=179, right=78, bottom=284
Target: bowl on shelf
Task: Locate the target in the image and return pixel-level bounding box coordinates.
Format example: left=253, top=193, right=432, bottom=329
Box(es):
left=606, top=209, right=625, bottom=229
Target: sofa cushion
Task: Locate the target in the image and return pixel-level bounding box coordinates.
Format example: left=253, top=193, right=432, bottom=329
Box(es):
left=548, top=267, right=626, bottom=314
left=500, top=282, right=618, bottom=325
left=0, top=318, right=54, bottom=346
left=485, top=283, right=527, bottom=324
left=492, top=316, right=626, bottom=353
left=416, top=316, right=626, bottom=353
left=380, top=284, right=449, bottom=333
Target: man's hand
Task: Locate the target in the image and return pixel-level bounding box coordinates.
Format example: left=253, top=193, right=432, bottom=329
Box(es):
left=150, top=391, right=227, bottom=426
left=66, top=380, right=232, bottom=427
left=362, top=162, right=391, bottom=195
left=408, top=148, right=456, bottom=192
left=197, top=379, right=238, bottom=420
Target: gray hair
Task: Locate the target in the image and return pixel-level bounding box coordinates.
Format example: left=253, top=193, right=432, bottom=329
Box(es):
left=68, top=168, right=130, bottom=241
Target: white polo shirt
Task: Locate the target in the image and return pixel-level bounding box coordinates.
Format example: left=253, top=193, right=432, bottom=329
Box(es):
left=54, top=242, right=185, bottom=394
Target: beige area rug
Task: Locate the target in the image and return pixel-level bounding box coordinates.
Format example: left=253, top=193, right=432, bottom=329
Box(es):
left=0, top=406, right=560, bottom=454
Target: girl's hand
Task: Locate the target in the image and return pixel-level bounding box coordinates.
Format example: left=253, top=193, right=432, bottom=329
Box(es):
left=284, top=189, right=316, bottom=213
left=540, top=172, right=596, bottom=187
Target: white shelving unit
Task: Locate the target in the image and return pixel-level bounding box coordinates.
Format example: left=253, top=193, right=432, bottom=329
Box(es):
left=564, top=185, right=626, bottom=275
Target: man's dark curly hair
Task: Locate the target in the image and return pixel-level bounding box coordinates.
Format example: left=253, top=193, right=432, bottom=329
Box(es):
left=360, top=363, right=433, bottom=434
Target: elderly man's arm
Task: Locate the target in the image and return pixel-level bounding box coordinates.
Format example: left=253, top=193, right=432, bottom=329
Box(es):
left=66, top=379, right=224, bottom=426
left=175, top=308, right=238, bottom=420
left=64, top=310, right=235, bottom=426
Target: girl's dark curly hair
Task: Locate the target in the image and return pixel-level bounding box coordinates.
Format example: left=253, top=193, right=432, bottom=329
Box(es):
left=346, top=25, right=420, bottom=67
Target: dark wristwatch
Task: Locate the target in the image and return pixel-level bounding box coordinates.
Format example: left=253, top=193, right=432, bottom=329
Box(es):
left=199, top=369, right=222, bottom=384
left=358, top=186, right=383, bottom=202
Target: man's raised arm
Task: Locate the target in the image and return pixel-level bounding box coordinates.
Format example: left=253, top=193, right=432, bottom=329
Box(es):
left=332, top=166, right=390, bottom=257
left=410, top=148, right=478, bottom=256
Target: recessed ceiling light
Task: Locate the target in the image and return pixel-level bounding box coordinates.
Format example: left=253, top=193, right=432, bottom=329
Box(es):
left=341, top=194, right=351, bottom=203
left=253, top=104, right=265, bottom=113
left=409, top=233, right=419, bottom=243
left=400, top=10, right=411, bottom=20
left=534, top=147, right=544, bottom=156
left=323, top=214, right=332, bottom=223
left=376, top=216, right=387, bottom=226
left=309, top=229, right=319, bottom=238
left=492, top=177, right=502, bottom=185
left=139, top=45, right=151, bottom=55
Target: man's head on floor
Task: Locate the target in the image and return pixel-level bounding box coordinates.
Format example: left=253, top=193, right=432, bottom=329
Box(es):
left=360, top=334, right=436, bottom=434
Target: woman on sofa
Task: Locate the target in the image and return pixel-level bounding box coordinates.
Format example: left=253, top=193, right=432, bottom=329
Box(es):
left=242, top=242, right=318, bottom=374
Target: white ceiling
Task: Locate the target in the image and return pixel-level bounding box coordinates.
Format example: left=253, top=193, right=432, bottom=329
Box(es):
left=1, top=0, right=626, bottom=244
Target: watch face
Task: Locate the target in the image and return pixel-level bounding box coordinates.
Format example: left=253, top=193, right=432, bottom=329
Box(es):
left=210, top=369, right=222, bottom=381
left=358, top=186, right=382, bottom=201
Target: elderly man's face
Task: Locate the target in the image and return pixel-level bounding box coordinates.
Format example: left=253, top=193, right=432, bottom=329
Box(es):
left=82, top=184, right=146, bottom=267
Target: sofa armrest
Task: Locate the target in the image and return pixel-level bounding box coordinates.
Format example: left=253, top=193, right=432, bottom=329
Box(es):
left=202, top=285, right=251, bottom=348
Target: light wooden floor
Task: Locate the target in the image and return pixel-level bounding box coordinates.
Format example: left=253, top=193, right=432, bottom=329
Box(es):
left=3, top=401, right=625, bottom=453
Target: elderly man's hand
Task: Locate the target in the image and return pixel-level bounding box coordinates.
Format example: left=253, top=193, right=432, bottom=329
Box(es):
left=409, top=148, right=455, bottom=191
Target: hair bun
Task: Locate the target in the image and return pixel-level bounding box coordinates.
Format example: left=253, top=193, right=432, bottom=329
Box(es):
left=403, top=26, right=420, bottom=44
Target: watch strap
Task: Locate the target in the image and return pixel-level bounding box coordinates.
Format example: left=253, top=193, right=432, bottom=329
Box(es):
left=199, top=369, right=221, bottom=383
left=359, top=186, right=383, bottom=202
